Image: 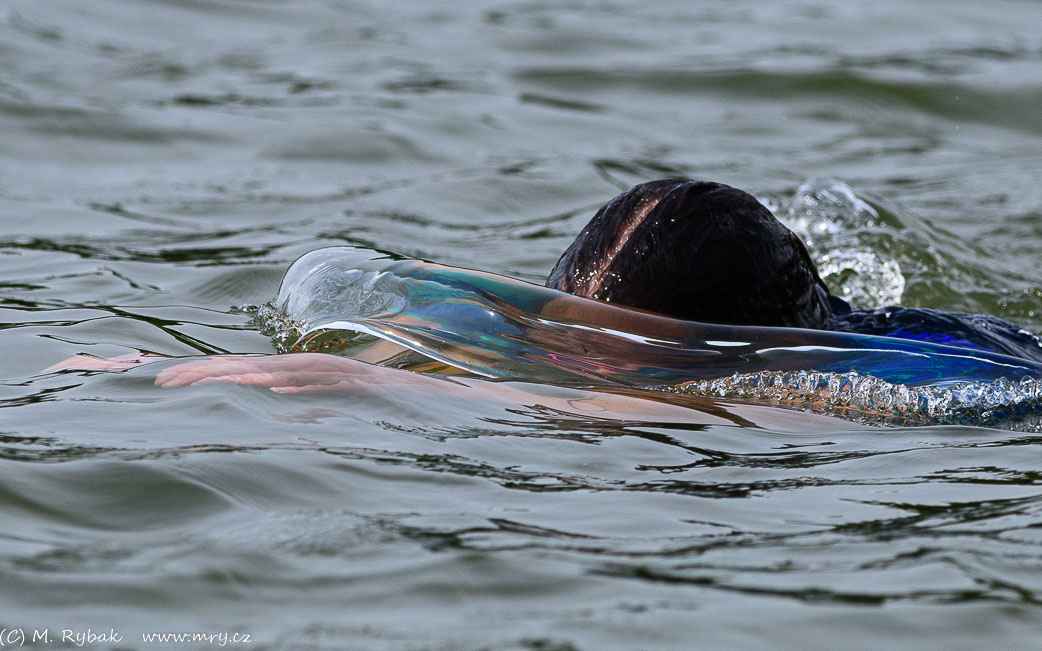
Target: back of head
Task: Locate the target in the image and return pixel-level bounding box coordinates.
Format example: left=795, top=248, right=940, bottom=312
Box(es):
left=546, top=179, right=833, bottom=329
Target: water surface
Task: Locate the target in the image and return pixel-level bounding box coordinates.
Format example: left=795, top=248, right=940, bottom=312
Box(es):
left=3, top=1, right=1042, bottom=648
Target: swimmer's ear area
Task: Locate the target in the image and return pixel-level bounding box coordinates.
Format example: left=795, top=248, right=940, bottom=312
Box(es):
left=547, top=179, right=833, bottom=329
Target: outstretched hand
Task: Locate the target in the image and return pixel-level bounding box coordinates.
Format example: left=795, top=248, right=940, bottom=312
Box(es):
left=45, top=352, right=401, bottom=394
left=155, top=353, right=382, bottom=393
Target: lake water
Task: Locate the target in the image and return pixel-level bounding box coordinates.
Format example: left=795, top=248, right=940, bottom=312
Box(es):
left=3, top=1, right=1042, bottom=649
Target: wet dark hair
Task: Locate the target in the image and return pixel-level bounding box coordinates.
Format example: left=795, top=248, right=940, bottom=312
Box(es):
left=546, top=179, right=833, bottom=329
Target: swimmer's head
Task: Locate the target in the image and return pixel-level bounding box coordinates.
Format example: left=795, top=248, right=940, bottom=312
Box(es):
left=546, top=179, right=833, bottom=329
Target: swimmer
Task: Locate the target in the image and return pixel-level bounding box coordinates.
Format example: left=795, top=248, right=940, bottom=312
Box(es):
left=46, top=179, right=1042, bottom=416
left=546, top=179, right=1042, bottom=361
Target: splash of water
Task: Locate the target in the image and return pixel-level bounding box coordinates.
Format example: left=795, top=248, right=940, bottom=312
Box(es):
left=782, top=179, right=906, bottom=307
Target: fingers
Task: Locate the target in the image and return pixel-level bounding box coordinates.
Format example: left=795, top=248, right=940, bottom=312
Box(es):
left=46, top=351, right=402, bottom=397
left=153, top=354, right=371, bottom=392
left=43, top=355, right=111, bottom=373
left=43, top=353, right=169, bottom=373
left=155, top=358, right=269, bottom=388
left=190, top=371, right=357, bottom=389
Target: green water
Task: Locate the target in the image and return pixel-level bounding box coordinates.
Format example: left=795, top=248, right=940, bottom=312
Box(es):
left=2, top=1, right=1042, bottom=649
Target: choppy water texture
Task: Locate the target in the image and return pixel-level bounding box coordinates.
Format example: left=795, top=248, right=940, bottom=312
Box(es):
left=3, top=1, right=1042, bottom=649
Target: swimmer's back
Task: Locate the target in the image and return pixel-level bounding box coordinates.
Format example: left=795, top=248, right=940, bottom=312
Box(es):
left=829, top=301, right=1042, bottom=363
